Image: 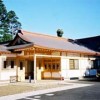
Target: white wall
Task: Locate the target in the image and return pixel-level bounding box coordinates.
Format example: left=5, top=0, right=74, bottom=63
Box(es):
left=0, top=56, right=6, bottom=80
left=1, top=70, right=16, bottom=80
left=79, top=59, right=89, bottom=77
left=17, top=60, right=25, bottom=81
left=0, top=57, right=2, bottom=71
left=61, top=57, right=69, bottom=79
left=67, top=70, right=80, bottom=78
left=61, top=57, right=81, bottom=79
left=60, top=56, right=96, bottom=79
left=0, top=56, right=17, bottom=81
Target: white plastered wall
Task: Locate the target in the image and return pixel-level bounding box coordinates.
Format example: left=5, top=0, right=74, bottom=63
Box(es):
left=0, top=56, right=17, bottom=81
left=60, top=53, right=95, bottom=79
left=66, top=58, right=89, bottom=79
left=60, top=57, right=69, bottom=79
left=17, top=60, right=26, bottom=81
left=60, top=57, right=80, bottom=79
left=0, top=70, right=16, bottom=80
left=79, top=59, right=89, bottom=77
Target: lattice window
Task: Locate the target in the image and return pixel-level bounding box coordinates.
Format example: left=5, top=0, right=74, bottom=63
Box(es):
left=69, top=59, right=79, bottom=70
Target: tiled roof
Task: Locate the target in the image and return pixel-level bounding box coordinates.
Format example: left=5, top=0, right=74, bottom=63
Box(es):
left=0, top=45, right=10, bottom=53
left=15, top=30, right=98, bottom=55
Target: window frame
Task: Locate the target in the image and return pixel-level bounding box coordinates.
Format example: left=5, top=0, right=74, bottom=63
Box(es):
left=69, top=59, right=79, bottom=70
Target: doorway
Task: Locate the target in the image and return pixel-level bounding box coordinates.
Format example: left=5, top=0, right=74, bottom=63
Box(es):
left=25, top=60, right=34, bottom=79
left=29, top=61, right=34, bottom=79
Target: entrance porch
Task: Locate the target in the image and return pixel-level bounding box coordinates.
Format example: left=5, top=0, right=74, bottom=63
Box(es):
left=23, top=54, right=61, bottom=81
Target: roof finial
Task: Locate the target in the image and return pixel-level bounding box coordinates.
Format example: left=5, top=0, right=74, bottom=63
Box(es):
left=18, top=30, right=23, bottom=34
left=57, top=29, right=64, bottom=37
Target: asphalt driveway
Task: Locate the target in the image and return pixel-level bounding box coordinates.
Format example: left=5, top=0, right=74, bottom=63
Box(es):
left=17, top=80, right=100, bottom=100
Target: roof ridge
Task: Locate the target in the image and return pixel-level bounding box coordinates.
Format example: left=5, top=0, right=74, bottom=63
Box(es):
left=22, top=30, right=69, bottom=41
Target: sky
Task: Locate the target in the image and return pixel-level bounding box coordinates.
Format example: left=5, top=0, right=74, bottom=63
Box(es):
left=3, top=0, right=100, bottom=39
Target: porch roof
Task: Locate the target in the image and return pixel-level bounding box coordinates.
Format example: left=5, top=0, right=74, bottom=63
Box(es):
left=7, top=43, right=33, bottom=50
left=0, top=45, right=10, bottom=53
left=11, top=30, right=99, bottom=55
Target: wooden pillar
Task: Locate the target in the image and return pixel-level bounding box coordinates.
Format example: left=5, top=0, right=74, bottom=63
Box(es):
left=34, top=53, right=37, bottom=83
left=50, top=51, right=52, bottom=79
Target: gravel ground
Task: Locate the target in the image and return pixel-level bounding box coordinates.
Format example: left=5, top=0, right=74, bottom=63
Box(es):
left=0, top=81, right=67, bottom=96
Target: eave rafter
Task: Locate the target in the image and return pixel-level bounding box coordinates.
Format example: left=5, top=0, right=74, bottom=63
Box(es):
left=14, top=44, right=100, bottom=56
left=35, top=46, right=99, bottom=56
left=15, top=46, right=35, bottom=51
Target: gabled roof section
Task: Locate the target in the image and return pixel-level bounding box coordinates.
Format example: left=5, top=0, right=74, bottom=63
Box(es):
left=76, top=35, right=100, bottom=52
left=8, top=33, right=31, bottom=46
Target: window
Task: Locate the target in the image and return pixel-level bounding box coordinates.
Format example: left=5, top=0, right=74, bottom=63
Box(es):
left=4, top=61, right=7, bottom=68
left=11, top=61, right=14, bottom=68
left=56, top=64, right=59, bottom=70
left=69, top=59, right=79, bottom=70
left=48, top=64, right=51, bottom=70
left=44, top=59, right=60, bottom=71
left=53, top=64, right=55, bottom=69
left=45, top=64, right=47, bottom=69
left=20, top=62, right=23, bottom=70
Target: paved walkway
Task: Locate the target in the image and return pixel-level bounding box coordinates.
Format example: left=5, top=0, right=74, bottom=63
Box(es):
left=0, top=80, right=93, bottom=100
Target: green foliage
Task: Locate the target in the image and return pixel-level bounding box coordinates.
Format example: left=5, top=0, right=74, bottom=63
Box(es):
left=0, top=33, right=13, bottom=42
left=57, top=29, right=64, bottom=37
left=0, top=0, right=21, bottom=42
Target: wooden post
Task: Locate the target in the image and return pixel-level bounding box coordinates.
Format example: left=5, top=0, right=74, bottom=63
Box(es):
left=50, top=57, right=52, bottom=79
left=34, top=54, right=37, bottom=83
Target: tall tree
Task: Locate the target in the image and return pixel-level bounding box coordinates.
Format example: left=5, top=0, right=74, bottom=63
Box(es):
left=0, top=0, right=21, bottom=42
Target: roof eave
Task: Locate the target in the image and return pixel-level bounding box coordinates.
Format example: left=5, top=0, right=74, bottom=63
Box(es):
left=34, top=44, right=97, bottom=56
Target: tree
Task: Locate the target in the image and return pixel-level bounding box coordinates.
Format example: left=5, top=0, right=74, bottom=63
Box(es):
left=0, top=0, right=21, bottom=42
left=57, top=29, right=64, bottom=37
